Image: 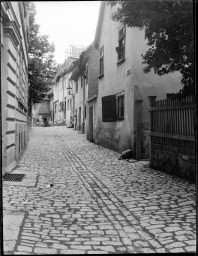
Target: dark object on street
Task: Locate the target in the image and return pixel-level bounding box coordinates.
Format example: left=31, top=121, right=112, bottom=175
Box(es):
left=118, top=149, right=133, bottom=160
left=47, top=183, right=54, bottom=188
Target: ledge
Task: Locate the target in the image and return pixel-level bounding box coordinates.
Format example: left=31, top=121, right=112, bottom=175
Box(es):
left=117, top=58, right=125, bottom=65
left=87, top=95, right=98, bottom=102
left=98, top=73, right=104, bottom=79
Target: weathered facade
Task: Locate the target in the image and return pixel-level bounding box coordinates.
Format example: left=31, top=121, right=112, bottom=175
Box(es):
left=53, top=57, right=78, bottom=126
left=32, top=100, right=51, bottom=126
left=1, top=2, right=29, bottom=175
left=70, top=43, right=99, bottom=137
left=93, top=2, right=182, bottom=158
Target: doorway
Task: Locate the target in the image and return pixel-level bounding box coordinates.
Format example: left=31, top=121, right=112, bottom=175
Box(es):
left=43, top=117, right=48, bottom=127
left=134, top=99, right=142, bottom=160
left=88, top=105, right=93, bottom=141
left=78, top=107, right=81, bottom=131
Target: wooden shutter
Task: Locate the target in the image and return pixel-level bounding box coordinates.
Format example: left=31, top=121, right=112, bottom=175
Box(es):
left=102, top=95, right=116, bottom=122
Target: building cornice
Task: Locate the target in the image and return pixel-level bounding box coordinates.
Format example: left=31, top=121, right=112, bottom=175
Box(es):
left=3, top=20, right=22, bottom=47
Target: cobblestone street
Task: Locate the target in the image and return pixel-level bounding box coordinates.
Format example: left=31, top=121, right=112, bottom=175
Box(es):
left=3, top=127, right=196, bottom=254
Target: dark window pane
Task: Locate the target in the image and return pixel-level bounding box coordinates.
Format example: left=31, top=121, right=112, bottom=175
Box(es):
left=118, top=95, right=124, bottom=120
left=102, top=95, right=116, bottom=122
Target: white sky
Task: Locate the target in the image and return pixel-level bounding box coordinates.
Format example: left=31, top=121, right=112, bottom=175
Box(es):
left=34, top=1, right=101, bottom=65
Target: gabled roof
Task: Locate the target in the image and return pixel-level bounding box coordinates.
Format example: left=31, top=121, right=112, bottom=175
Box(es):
left=55, top=57, right=78, bottom=82
left=70, top=43, right=93, bottom=81
left=93, top=1, right=106, bottom=48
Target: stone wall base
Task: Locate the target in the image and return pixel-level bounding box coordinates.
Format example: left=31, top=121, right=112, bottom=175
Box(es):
left=150, top=150, right=195, bottom=182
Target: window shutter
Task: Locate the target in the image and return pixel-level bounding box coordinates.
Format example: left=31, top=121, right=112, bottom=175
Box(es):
left=102, top=95, right=116, bottom=122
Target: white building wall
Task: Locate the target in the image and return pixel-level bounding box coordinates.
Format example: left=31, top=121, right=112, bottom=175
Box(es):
left=95, top=3, right=182, bottom=156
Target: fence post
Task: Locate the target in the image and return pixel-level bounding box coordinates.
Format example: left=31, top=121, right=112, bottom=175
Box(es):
left=148, top=96, right=157, bottom=163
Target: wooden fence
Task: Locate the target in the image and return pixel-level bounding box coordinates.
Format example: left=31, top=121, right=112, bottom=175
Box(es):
left=148, top=95, right=195, bottom=180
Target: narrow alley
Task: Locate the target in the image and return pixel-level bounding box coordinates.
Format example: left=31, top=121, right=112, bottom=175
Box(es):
left=3, top=127, right=196, bottom=254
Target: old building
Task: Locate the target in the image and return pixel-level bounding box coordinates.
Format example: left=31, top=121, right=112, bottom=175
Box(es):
left=53, top=57, right=78, bottom=126
left=32, top=99, right=51, bottom=126
left=1, top=2, right=29, bottom=175
left=53, top=45, right=86, bottom=127
left=70, top=43, right=99, bottom=137
left=93, top=2, right=182, bottom=159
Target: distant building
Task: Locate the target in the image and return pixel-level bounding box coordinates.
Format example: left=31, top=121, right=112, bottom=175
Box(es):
left=1, top=2, right=29, bottom=175
left=65, top=45, right=86, bottom=60
left=53, top=56, right=79, bottom=126
left=32, top=99, right=51, bottom=126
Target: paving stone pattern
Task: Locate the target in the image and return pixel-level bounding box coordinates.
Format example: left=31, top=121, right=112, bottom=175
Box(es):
left=3, top=127, right=196, bottom=254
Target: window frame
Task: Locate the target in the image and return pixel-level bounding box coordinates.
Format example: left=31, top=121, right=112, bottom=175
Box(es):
left=117, top=26, right=126, bottom=62
left=117, top=94, right=125, bottom=121
left=81, top=76, right=84, bottom=88
left=102, top=95, right=116, bottom=122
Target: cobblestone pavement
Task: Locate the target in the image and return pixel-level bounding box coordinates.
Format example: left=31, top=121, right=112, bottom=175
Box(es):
left=3, top=127, right=196, bottom=254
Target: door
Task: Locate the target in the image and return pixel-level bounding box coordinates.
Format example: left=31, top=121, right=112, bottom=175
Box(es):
left=78, top=107, right=81, bottom=131
left=43, top=117, right=48, bottom=126
left=88, top=105, right=93, bottom=141
left=64, top=101, right=66, bottom=121
left=135, top=100, right=142, bottom=160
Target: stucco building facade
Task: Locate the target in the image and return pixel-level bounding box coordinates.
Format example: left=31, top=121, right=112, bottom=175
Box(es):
left=93, top=2, right=182, bottom=159
left=32, top=100, right=51, bottom=126
left=53, top=57, right=78, bottom=126
left=1, top=1, right=29, bottom=175
left=70, top=43, right=99, bottom=137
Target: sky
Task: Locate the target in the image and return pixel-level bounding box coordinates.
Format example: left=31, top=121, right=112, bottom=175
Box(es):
left=34, top=1, right=101, bottom=64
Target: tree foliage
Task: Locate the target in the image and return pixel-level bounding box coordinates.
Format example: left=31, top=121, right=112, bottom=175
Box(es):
left=108, top=0, right=195, bottom=96
left=27, top=2, right=57, bottom=105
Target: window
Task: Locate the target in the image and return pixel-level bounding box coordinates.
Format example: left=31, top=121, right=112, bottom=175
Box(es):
left=102, top=95, right=116, bottom=122
left=62, top=78, right=64, bottom=90
left=70, top=99, right=72, bottom=110
left=81, top=76, right=84, bottom=88
left=99, top=46, right=104, bottom=76
left=102, top=94, right=125, bottom=122
left=117, top=26, right=125, bottom=61
left=117, top=95, right=124, bottom=120
left=84, top=105, right=86, bottom=119
left=76, top=82, right=78, bottom=93
left=85, top=64, right=88, bottom=84
left=67, top=100, right=69, bottom=110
